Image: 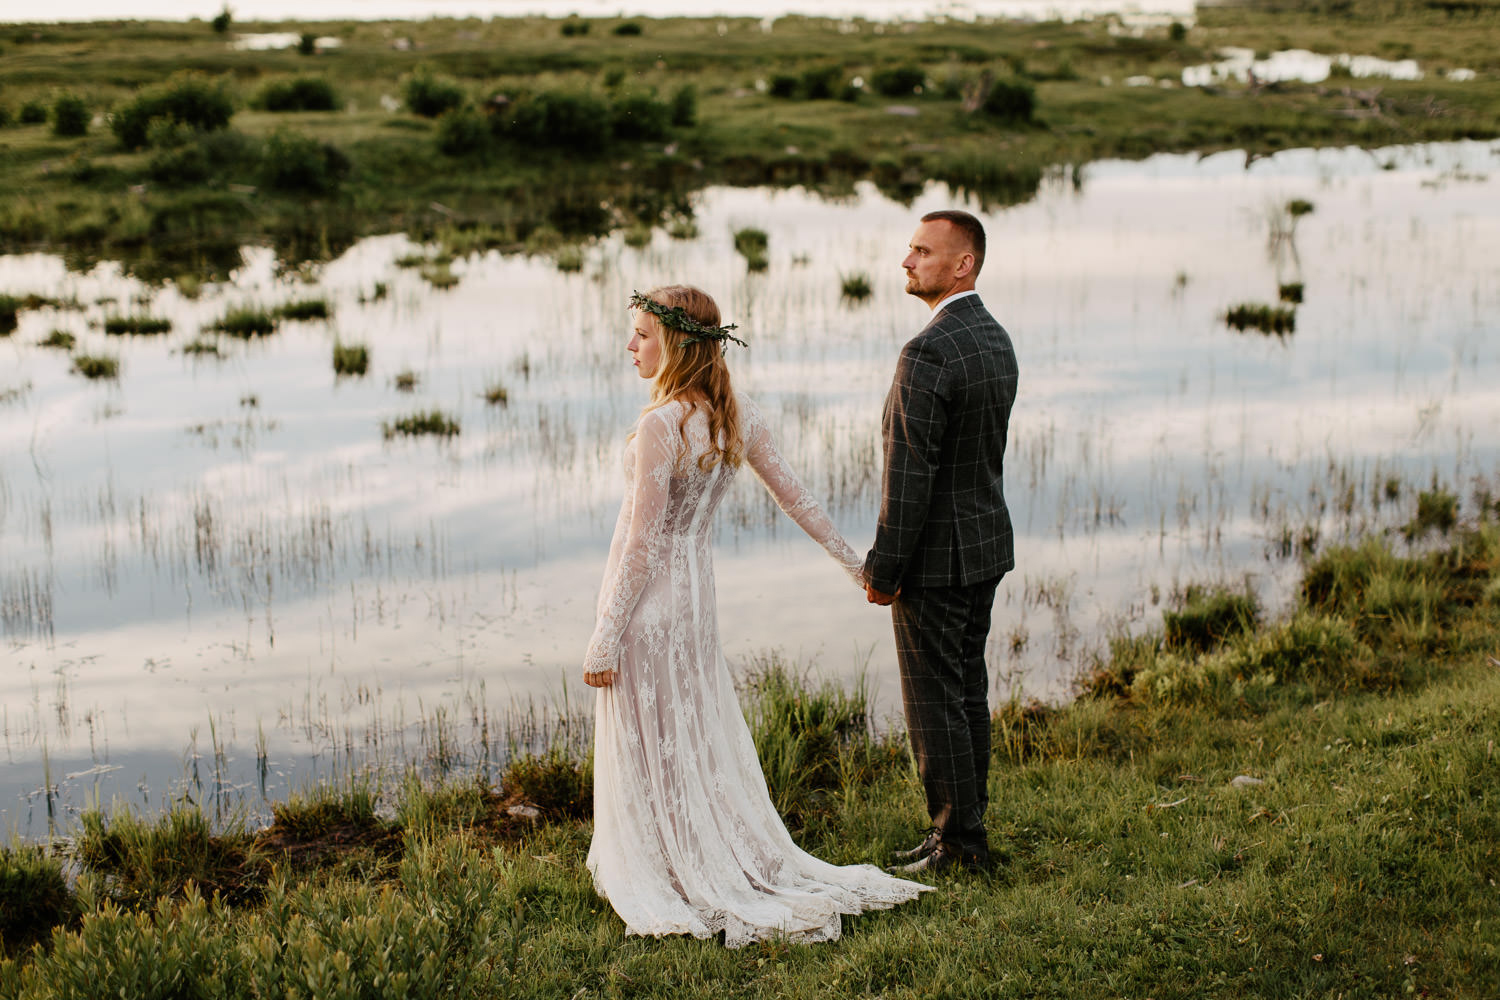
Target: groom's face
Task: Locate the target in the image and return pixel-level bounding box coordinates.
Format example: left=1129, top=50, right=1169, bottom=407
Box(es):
left=902, top=220, right=968, bottom=305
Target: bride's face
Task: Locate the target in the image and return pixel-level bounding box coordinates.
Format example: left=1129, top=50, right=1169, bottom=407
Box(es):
left=628, top=312, right=664, bottom=380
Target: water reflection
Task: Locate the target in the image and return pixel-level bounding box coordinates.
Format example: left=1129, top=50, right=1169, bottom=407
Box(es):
left=2, top=139, right=1498, bottom=833
left=1181, top=47, right=1440, bottom=87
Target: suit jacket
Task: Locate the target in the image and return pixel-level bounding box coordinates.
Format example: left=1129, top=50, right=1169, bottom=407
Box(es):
left=863, top=293, right=1018, bottom=593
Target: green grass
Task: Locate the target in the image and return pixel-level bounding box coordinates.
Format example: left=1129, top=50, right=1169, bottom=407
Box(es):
left=840, top=271, right=873, bottom=301
left=1, top=506, right=1498, bottom=995
left=331, top=341, right=369, bottom=376
left=212, top=307, right=278, bottom=338
left=1223, top=302, right=1297, bottom=335
left=70, top=354, right=119, bottom=379
left=102, top=314, right=171, bottom=336
left=382, top=409, right=459, bottom=439
left=273, top=298, right=331, bottom=321
left=37, top=329, right=76, bottom=349
left=179, top=337, right=221, bottom=357
left=482, top=381, right=510, bottom=406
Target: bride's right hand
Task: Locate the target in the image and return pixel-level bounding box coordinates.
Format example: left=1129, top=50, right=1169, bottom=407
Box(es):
left=584, top=669, right=619, bottom=688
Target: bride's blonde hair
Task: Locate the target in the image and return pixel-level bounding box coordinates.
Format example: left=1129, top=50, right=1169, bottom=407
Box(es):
left=634, top=284, right=744, bottom=471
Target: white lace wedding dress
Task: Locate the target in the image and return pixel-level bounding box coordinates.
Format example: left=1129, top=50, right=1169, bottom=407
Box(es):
left=583, top=394, right=931, bottom=947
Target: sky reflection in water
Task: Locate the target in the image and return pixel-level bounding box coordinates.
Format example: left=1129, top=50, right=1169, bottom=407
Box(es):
left=2, top=140, right=1498, bottom=833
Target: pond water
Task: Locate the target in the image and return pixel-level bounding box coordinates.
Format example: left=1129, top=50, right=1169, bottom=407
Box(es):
left=3, top=139, right=1498, bottom=835
left=1180, top=47, right=1451, bottom=88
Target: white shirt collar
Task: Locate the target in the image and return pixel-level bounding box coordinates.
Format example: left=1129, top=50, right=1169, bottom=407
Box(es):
left=932, top=289, right=979, bottom=314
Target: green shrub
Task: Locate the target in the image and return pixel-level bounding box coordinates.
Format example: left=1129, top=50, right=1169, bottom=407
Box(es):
left=38, top=329, right=76, bottom=349
left=1162, top=585, right=1259, bottom=654
left=871, top=65, right=926, bottom=96
left=801, top=65, right=843, bottom=100
left=1405, top=488, right=1459, bottom=538
left=19, top=101, right=47, bottom=125
left=437, top=106, right=491, bottom=157
left=1223, top=302, right=1296, bottom=335
left=297, top=32, right=316, bottom=56
left=211, top=7, right=231, bottom=33
left=840, top=272, right=872, bottom=301
left=482, top=381, right=509, bottom=406
left=255, top=76, right=339, bottom=112
left=332, top=342, right=369, bottom=376
left=0, top=295, right=18, bottom=334
left=51, top=93, right=90, bottom=137
left=560, top=17, right=590, bottom=36
left=403, top=69, right=466, bottom=118
left=1278, top=282, right=1304, bottom=303
left=611, top=92, right=671, bottom=140
left=981, top=78, right=1036, bottom=123
left=1169, top=21, right=1187, bottom=42
left=146, top=128, right=259, bottom=188
left=613, top=20, right=643, bottom=35
left=669, top=84, right=698, bottom=126
left=0, top=105, right=12, bottom=128
left=0, top=845, right=79, bottom=957
left=110, top=74, right=235, bottom=150
left=501, top=90, right=612, bottom=152
left=769, top=73, right=799, bottom=98
left=261, top=129, right=349, bottom=196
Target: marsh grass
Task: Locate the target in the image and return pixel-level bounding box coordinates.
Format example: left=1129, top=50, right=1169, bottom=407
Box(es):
left=69, top=354, right=119, bottom=379
left=273, top=298, right=330, bottom=321
left=382, top=410, right=459, bottom=440
left=0, top=296, right=19, bottom=334
left=37, top=329, right=75, bottom=350
left=1223, top=302, right=1296, bottom=335
left=420, top=261, right=460, bottom=288
left=74, top=808, right=269, bottom=908
left=212, top=307, right=277, bottom=338
left=393, top=369, right=419, bottom=392
left=1277, top=281, right=1304, bottom=303
left=0, top=845, right=78, bottom=958
left=331, top=341, right=369, bottom=376
left=179, top=338, right=221, bottom=357
left=482, top=381, right=510, bottom=406
left=102, top=314, right=171, bottom=336
left=733, top=227, right=770, bottom=272
left=839, top=271, right=873, bottom=301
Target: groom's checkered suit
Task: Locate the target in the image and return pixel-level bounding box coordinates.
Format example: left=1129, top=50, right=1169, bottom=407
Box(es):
left=864, top=292, right=1018, bottom=859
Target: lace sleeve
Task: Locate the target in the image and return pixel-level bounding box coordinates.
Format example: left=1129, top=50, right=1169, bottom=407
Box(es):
left=584, top=408, right=680, bottom=679
left=741, top=396, right=864, bottom=586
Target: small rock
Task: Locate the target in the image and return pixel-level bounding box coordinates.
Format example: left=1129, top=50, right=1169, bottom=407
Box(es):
left=1230, top=775, right=1265, bottom=788
left=507, top=803, right=541, bottom=820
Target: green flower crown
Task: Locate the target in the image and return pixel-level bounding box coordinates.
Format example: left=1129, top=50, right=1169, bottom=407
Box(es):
left=629, top=291, right=747, bottom=349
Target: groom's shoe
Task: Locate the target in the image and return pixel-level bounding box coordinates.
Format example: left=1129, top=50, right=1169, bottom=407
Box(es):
left=892, top=828, right=941, bottom=862
left=890, top=844, right=990, bottom=876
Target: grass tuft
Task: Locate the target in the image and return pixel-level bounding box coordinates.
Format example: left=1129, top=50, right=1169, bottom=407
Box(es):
left=74, top=808, right=268, bottom=908
left=102, top=315, right=171, bottom=336
left=38, top=329, right=76, bottom=350
left=273, top=298, right=330, bottom=321
left=332, top=342, right=369, bottom=376
left=382, top=409, right=459, bottom=439
left=70, top=354, right=119, bottom=379
left=0, top=845, right=79, bottom=958
left=212, top=308, right=277, bottom=338
left=482, top=381, right=509, bottom=406
left=839, top=271, right=873, bottom=301
left=1223, top=302, right=1296, bottom=335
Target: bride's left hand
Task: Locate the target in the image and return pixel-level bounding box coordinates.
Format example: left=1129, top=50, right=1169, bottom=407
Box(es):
left=584, top=670, right=619, bottom=688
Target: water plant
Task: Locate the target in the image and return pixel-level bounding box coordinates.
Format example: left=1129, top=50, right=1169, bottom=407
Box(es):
left=70, top=354, right=119, bottom=379
left=1278, top=281, right=1304, bottom=303
left=734, top=227, right=770, bottom=271
left=482, top=381, right=510, bottom=406
left=332, top=342, right=370, bottom=377
left=421, top=262, right=460, bottom=288
left=212, top=307, right=277, bottom=338
left=38, top=329, right=76, bottom=349
left=1223, top=302, right=1296, bottom=335
left=179, top=338, right=221, bottom=357
left=554, top=245, right=585, bottom=272
left=393, top=369, right=419, bottom=392
left=274, top=298, right=331, bottom=321
left=840, top=272, right=873, bottom=301
left=103, top=315, right=172, bottom=336
left=382, top=410, right=460, bottom=439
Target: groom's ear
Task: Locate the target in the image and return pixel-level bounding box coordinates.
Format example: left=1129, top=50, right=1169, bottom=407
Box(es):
left=955, top=251, right=976, bottom=279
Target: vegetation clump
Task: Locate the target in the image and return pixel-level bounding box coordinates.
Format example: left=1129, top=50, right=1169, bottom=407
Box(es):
left=482, top=381, right=509, bottom=406
left=733, top=227, right=769, bottom=271
left=179, top=338, right=221, bottom=357
left=212, top=307, right=277, bottom=338
left=1278, top=281, right=1304, bottom=303
left=111, top=74, right=235, bottom=150
left=70, top=354, right=119, bottom=379
left=1224, top=302, right=1296, bottom=335
left=103, top=315, right=171, bottom=336
left=403, top=68, right=466, bottom=118
left=273, top=298, right=330, bottom=321
left=254, top=77, right=339, bottom=112
left=50, top=94, right=90, bottom=137
left=38, top=329, right=76, bottom=349
left=0, top=846, right=78, bottom=958
left=382, top=410, right=460, bottom=439
left=0, top=295, right=19, bottom=334
left=981, top=78, right=1037, bottom=123
left=840, top=272, right=873, bottom=301
left=332, top=342, right=369, bottom=376
left=261, top=130, right=350, bottom=196
left=75, top=808, right=269, bottom=908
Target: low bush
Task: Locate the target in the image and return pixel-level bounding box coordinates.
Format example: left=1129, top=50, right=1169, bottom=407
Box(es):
left=255, top=76, right=339, bottom=112
left=801, top=65, right=843, bottom=100
left=613, top=21, right=643, bottom=35
left=111, top=74, right=235, bottom=150
left=981, top=78, right=1036, bottom=124
left=261, top=130, right=349, bottom=196
left=871, top=65, right=926, bottom=96
left=383, top=410, right=460, bottom=439
left=500, top=90, right=611, bottom=152
left=669, top=84, right=697, bottom=127
left=403, top=69, right=466, bottom=119
left=436, top=105, right=491, bottom=157
left=769, top=73, right=799, bottom=98
left=51, top=94, right=90, bottom=137
left=19, top=101, right=47, bottom=125
left=611, top=92, right=671, bottom=141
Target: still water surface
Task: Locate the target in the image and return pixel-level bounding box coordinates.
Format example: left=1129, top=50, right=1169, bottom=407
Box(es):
left=3, top=140, right=1498, bottom=834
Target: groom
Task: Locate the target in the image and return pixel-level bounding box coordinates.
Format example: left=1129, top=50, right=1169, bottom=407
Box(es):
left=864, top=209, right=1018, bottom=874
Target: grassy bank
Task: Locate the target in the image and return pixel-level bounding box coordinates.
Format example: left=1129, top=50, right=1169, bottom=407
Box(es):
left=2, top=491, right=1497, bottom=997
left=1, top=0, right=1499, bottom=279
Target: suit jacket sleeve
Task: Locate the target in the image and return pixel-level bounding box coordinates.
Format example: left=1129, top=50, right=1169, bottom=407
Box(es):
left=864, top=335, right=948, bottom=593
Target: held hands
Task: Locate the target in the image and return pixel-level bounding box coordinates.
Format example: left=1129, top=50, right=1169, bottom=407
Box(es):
left=584, top=669, right=619, bottom=688
left=865, top=583, right=899, bottom=606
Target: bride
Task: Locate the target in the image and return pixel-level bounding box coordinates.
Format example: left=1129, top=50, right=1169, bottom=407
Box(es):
left=582, top=285, right=931, bottom=947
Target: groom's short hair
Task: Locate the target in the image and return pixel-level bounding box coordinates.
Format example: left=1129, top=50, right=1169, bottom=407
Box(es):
left=921, top=209, right=986, bottom=276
